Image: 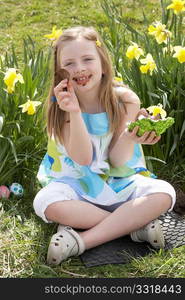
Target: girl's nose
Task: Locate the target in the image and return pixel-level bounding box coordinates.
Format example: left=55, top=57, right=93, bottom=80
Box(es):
left=75, top=62, right=86, bottom=74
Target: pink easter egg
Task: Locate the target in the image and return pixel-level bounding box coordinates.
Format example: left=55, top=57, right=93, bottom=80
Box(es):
left=0, top=185, right=10, bottom=199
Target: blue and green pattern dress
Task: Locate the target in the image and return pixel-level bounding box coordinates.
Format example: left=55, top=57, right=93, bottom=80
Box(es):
left=37, top=112, right=155, bottom=206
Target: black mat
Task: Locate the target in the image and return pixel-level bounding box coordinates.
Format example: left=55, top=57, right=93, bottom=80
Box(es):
left=80, top=235, right=151, bottom=267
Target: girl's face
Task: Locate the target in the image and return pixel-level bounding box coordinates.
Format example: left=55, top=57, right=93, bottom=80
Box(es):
left=60, top=37, right=103, bottom=95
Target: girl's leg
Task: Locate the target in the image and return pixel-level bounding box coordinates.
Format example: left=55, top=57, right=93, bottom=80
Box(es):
left=46, top=192, right=172, bottom=264
left=45, top=200, right=110, bottom=229
left=45, top=192, right=171, bottom=247
left=79, top=193, right=172, bottom=249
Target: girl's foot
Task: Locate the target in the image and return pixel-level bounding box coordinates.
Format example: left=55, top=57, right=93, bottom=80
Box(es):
left=130, top=211, right=185, bottom=250
left=47, top=225, right=85, bottom=265
left=130, top=219, right=165, bottom=249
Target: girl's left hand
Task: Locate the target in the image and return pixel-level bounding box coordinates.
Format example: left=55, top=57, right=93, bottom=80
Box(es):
left=125, top=126, right=161, bottom=145
left=125, top=108, right=161, bottom=145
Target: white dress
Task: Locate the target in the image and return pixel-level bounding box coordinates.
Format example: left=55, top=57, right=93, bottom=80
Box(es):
left=36, top=111, right=156, bottom=207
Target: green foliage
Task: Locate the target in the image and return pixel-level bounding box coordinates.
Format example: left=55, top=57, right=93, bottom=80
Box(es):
left=0, top=37, right=51, bottom=186
left=100, top=0, right=185, bottom=166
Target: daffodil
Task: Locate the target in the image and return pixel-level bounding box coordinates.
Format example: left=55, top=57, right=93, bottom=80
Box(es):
left=148, top=22, right=172, bottom=44
left=114, top=76, right=123, bottom=83
left=167, top=0, right=185, bottom=15
left=96, top=39, right=101, bottom=47
left=4, top=68, right=24, bottom=94
left=126, top=42, right=144, bottom=60
left=44, top=26, right=62, bottom=41
left=19, top=99, right=42, bottom=115
left=173, top=46, right=185, bottom=63
left=147, top=104, right=167, bottom=119
left=140, top=54, right=157, bottom=75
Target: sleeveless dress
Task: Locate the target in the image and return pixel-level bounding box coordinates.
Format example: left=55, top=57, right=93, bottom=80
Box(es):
left=37, top=112, right=156, bottom=207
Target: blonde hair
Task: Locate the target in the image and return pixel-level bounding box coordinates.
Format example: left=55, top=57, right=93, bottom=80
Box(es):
left=46, top=26, right=126, bottom=144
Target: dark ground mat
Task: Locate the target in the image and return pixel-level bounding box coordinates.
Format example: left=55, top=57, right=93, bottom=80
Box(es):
left=80, top=236, right=151, bottom=267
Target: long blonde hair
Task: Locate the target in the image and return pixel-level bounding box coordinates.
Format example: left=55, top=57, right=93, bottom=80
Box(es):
left=46, top=26, right=126, bottom=144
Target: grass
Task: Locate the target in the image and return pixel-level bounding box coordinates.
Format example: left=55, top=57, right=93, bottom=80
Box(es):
left=0, top=0, right=161, bottom=55
left=1, top=196, right=185, bottom=278
left=0, top=0, right=185, bottom=279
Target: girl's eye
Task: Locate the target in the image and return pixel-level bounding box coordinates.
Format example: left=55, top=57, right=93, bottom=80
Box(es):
left=65, top=62, right=73, bottom=66
left=84, top=58, right=94, bottom=61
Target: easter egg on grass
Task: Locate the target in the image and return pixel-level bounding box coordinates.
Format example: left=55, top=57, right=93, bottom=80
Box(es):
left=10, top=183, right=24, bottom=197
left=0, top=185, right=10, bottom=199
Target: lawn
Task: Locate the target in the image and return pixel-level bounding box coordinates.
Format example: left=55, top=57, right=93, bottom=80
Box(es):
left=0, top=0, right=185, bottom=279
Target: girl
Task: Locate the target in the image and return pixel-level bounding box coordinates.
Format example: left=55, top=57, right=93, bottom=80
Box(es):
left=33, top=26, right=176, bottom=265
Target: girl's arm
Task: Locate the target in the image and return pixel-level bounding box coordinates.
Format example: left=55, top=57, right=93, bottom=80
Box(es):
left=63, top=111, right=93, bottom=165
left=54, top=79, right=93, bottom=165
left=108, top=89, right=160, bottom=168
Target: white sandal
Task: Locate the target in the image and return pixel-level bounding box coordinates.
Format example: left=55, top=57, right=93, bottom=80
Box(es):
left=130, top=219, right=165, bottom=249
left=47, top=225, right=85, bottom=265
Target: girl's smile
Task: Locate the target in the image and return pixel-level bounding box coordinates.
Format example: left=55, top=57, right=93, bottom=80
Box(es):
left=72, top=74, right=92, bottom=86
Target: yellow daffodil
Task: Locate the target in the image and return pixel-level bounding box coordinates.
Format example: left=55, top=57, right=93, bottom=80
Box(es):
left=19, top=99, right=42, bottom=115
left=148, top=22, right=172, bottom=44
left=4, top=68, right=24, bottom=94
left=140, top=54, right=157, bottom=75
left=126, top=42, right=144, bottom=60
left=167, top=0, right=185, bottom=15
left=96, top=39, right=101, bottom=47
left=44, top=26, right=62, bottom=41
left=147, top=104, right=167, bottom=119
left=173, top=46, right=185, bottom=63
left=114, top=76, right=123, bottom=82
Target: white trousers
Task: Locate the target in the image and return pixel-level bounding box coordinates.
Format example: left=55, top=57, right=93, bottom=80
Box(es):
left=33, top=174, right=176, bottom=223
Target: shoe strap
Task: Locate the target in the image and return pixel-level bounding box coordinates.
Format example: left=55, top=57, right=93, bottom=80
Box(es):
left=63, top=226, right=85, bottom=255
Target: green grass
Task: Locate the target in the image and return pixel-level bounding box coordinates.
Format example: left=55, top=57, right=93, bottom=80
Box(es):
left=0, top=0, right=185, bottom=278
left=1, top=196, right=185, bottom=278
left=0, top=0, right=160, bottom=55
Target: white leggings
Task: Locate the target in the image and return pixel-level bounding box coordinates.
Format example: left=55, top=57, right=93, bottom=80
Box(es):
left=33, top=174, right=176, bottom=223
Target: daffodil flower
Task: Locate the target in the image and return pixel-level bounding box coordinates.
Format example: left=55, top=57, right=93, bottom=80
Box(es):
left=44, top=26, right=62, bottom=41
left=126, top=42, right=144, bottom=60
left=173, top=46, right=185, bottom=63
left=4, top=68, right=24, bottom=94
left=114, top=76, right=123, bottom=83
left=147, top=104, right=167, bottom=119
left=148, top=22, right=172, bottom=44
left=140, top=54, right=157, bottom=75
left=19, top=99, right=42, bottom=115
left=167, top=0, right=185, bottom=15
left=96, top=39, right=101, bottom=47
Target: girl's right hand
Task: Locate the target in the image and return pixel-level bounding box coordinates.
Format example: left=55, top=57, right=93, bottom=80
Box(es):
left=54, top=79, right=81, bottom=113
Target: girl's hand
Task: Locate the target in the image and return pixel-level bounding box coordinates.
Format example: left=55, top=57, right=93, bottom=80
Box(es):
left=125, top=126, right=161, bottom=145
left=54, top=79, right=81, bottom=113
